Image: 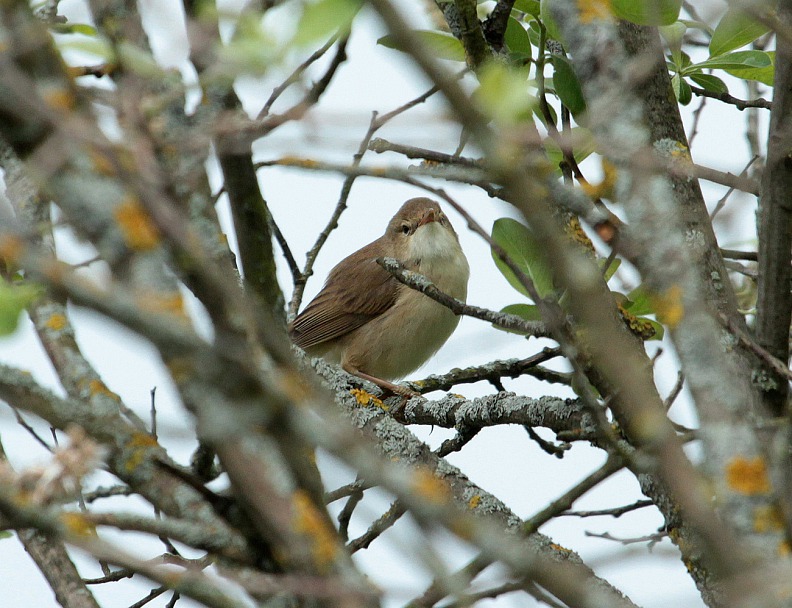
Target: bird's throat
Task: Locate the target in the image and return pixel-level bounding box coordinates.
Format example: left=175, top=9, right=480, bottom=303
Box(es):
left=408, top=223, right=470, bottom=301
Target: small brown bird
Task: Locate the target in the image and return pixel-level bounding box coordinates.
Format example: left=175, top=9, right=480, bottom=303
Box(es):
left=290, top=198, right=469, bottom=395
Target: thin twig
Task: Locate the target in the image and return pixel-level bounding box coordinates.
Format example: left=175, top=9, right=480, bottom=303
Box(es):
left=258, top=35, right=339, bottom=119
left=347, top=501, right=407, bottom=553
left=585, top=530, right=668, bottom=548
left=441, top=580, right=533, bottom=608
left=255, top=37, right=350, bottom=137
left=408, top=348, right=564, bottom=393
left=522, top=456, right=624, bottom=534
left=377, top=257, right=549, bottom=337
left=128, top=586, right=168, bottom=608
left=84, top=568, right=135, bottom=584
left=325, top=479, right=371, bottom=504
left=663, top=371, right=685, bottom=411
left=524, top=425, right=570, bottom=458
left=406, top=555, right=493, bottom=608
left=689, top=85, right=773, bottom=110
left=720, top=248, right=758, bottom=261
left=368, top=138, right=482, bottom=168
left=710, top=155, right=760, bottom=219
left=719, top=313, right=792, bottom=382
left=11, top=407, right=54, bottom=452
left=83, top=485, right=134, bottom=503
left=267, top=209, right=301, bottom=287
left=337, top=483, right=364, bottom=542
left=559, top=499, right=654, bottom=518
left=688, top=95, right=706, bottom=146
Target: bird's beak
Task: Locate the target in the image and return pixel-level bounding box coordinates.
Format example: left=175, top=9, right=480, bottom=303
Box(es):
left=417, top=208, right=438, bottom=228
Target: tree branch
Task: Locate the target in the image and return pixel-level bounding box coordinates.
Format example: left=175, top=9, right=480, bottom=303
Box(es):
left=755, top=2, right=792, bottom=416
left=377, top=257, right=549, bottom=337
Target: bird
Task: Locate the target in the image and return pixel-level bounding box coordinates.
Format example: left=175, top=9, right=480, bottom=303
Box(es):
left=289, top=197, right=470, bottom=396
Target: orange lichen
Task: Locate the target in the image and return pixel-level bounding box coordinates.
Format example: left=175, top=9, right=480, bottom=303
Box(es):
left=412, top=469, right=451, bottom=505
left=651, top=285, right=684, bottom=328
left=292, top=490, right=339, bottom=568
left=88, top=149, right=117, bottom=176
left=61, top=512, right=96, bottom=536
left=669, top=141, right=691, bottom=160
left=350, top=388, right=386, bottom=410
left=550, top=542, right=571, bottom=553
left=725, top=456, right=771, bottom=496
left=565, top=215, right=595, bottom=254
left=136, top=292, right=187, bottom=318
left=165, top=357, right=194, bottom=383
left=617, top=303, right=656, bottom=340
left=114, top=197, right=160, bottom=251
left=753, top=505, right=784, bottom=533
left=88, top=379, right=120, bottom=401
left=577, top=0, right=612, bottom=22
left=468, top=494, right=481, bottom=510
left=123, top=432, right=158, bottom=472
left=43, top=88, right=76, bottom=111
left=44, top=313, right=67, bottom=331
left=0, top=235, right=24, bottom=264
left=580, top=158, right=618, bottom=201
left=779, top=541, right=791, bottom=556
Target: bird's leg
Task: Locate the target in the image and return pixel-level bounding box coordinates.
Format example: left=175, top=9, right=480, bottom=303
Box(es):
left=343, top=364, right=419, bottom=398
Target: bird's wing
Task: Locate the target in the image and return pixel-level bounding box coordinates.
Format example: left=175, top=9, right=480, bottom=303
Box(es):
left=289, top=240, right=400, bottom=349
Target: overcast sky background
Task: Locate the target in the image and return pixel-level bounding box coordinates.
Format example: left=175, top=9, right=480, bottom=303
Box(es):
left=0, top=0, right=763, bottom=606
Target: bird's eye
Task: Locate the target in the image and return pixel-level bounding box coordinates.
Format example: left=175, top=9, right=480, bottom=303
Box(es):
left=400, top=224, right=411, bottom=235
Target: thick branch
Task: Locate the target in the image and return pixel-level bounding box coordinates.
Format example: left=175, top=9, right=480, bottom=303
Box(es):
left=756, top=3, right=792, bottom=415
left=19, top=529, right=101, bottom=608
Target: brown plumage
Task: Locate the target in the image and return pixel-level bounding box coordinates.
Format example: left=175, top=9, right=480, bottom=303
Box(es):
left=290, top=198, right=469, bottom=395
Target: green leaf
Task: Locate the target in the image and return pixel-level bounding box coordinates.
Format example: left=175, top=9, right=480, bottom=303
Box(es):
left=678, top=19, right=713, bottom=36
left=689, top=73, right=728, bottom=94
left=710, top=8, right=770, bottom=57
left=600, top=257, right=621, bottom=283
left=692, top=50, right=772, bottom=72
left=642, top=318, right=665, bottom=341
left=0, top=531, right=11, bottom=540
left=216, top=16, right=277, bottom=78
left=625, top=285, right=654, bottom=316
left=504, top=16, right=532, bottom=58
left=491, top=218, right=554, bottom=299
left=50, top=23, right=98, bottom=36
left=474, top=62, right=534, bottom=125
left=678, top=76, right=692, bottom=104
left=502, top=303, right=543, bottom=321
left=611, top=0, right=682, bottom=26
left=118, top=43, right=165, bottom=78
left=378, top=30, right=466, bottom=62
left=539, top=0, right=563, bottom=42
left=550, top=55, right=586, bottom=116
left=293, top=0, right=362, bottom=47
left=495, top=304, right=543, bottom=334
left=725, top=50, right=775, bottom=86
left=533, top=99, right=557, bottom=128
left=514, top=0, right=540, bottom=18
left=57, top=38, right=113, bottom=61
left=526, top=19, right=542, bottom=47
left=659, top=21, right=686, bottom=67
left=0, top=282, right=40, bottom=336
